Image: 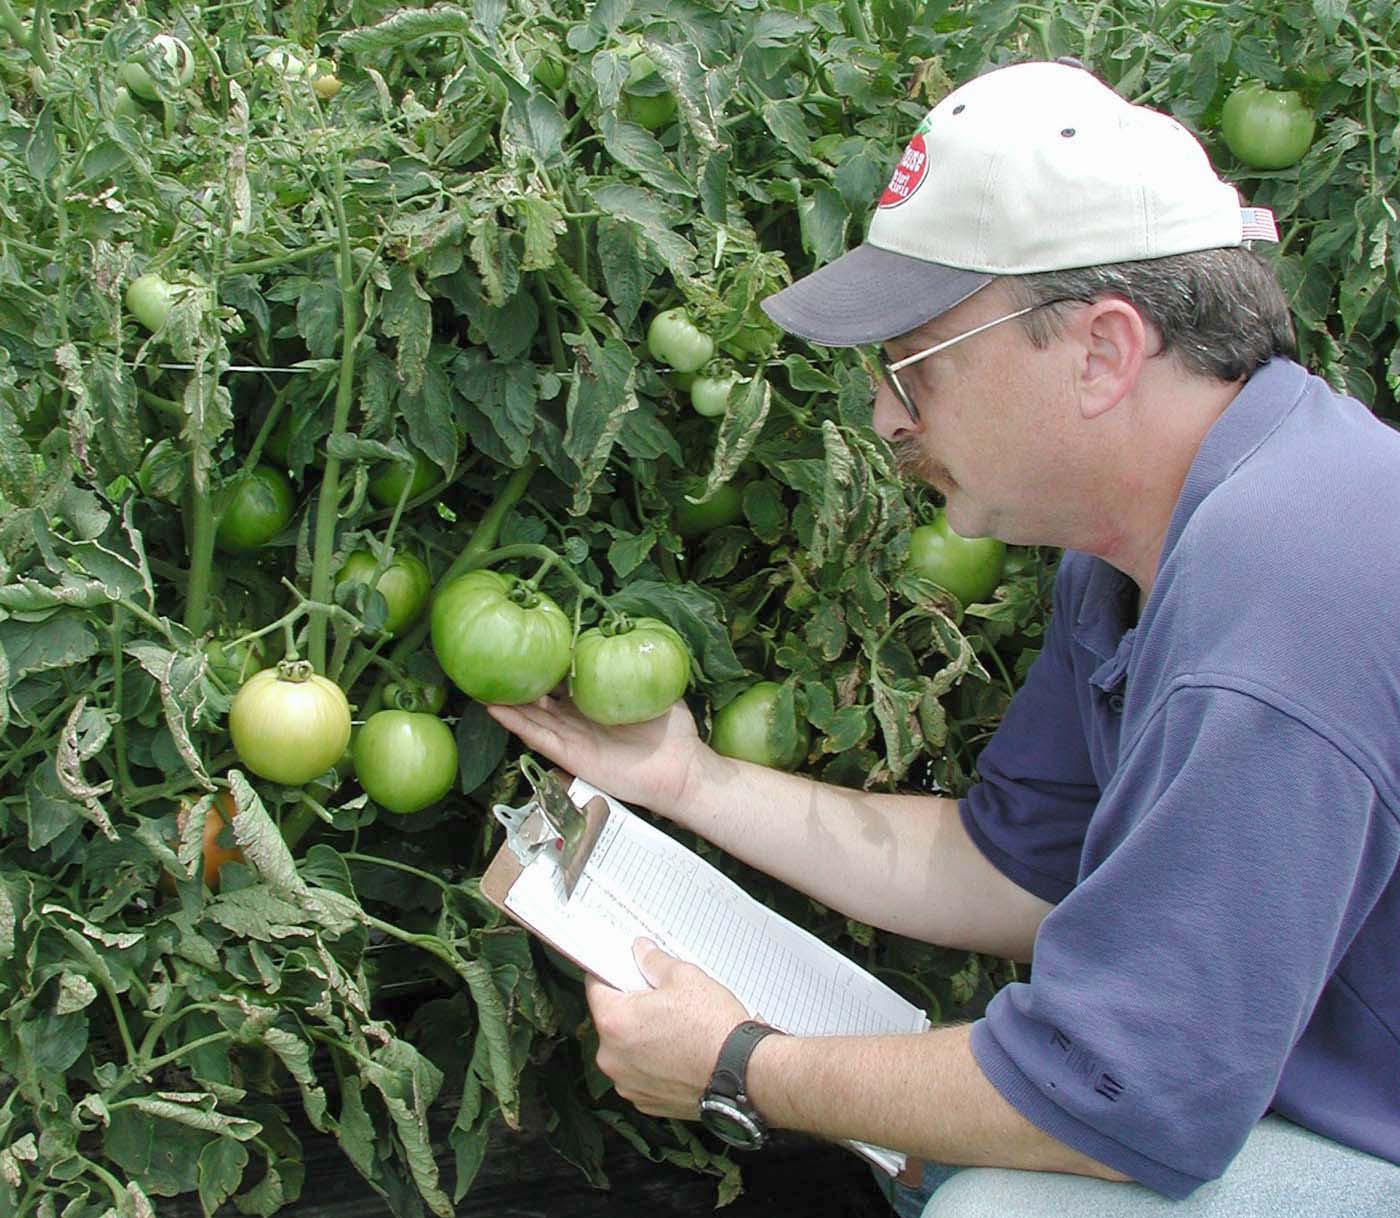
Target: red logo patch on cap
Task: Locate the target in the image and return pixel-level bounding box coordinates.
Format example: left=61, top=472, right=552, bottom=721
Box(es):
left=878, top=134, right=929, bottom=209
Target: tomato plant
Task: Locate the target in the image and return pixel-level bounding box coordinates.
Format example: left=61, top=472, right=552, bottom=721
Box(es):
left=215, top=465, right=295, bottom=553
left=229, top=661, right=352, bottom=785
left=431, top=570, right=574, bottom=704
left=570, top=616, right=692, bottom=725
left=907, top=512, right=1007, bottom=607
left=353, top=710, right=459, bottom=813
left=647, top=308, right=715, bottom=372
left=710, top=681, right=810, bottom=771
left=336, top=548, right=432, bottom=635
left=2, top=0, right=1391, bottom=1210
left=1220, top=81, right=1316, bottom=169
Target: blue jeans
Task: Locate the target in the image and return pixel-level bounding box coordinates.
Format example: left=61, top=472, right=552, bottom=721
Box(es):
left=876, top=1115, right=1400, bottom=1217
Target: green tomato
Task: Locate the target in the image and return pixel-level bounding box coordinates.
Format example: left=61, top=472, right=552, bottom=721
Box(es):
left=353, top=710, right=458, bottom=814
left=382, top=677, right=448, bottom=715
left=113, top=86, right=148, bottom=121
left=261, top=48, right=308, bottom=79
left=431, top=570, right=573, bottom=704
left=532, top=51, right=566, bottom=91
left=126, top=273, right=181, bottom=332
left=369, top=449, right=437, bottom=508
left=569, top=617, right=691, bottom=726
left=336, top=549, right=432, bottom=636
left=624, top=89, right=677, bottom=130
left=205, top=634, right=266, bottom=688
left=121, top=33, right=194, bottom=101
left=674, top=481, right=743, bottom=537
left=647, top=308, right=715, bottom=373
left=720, top=319, right=780, bottom=360
left=263, top=413, right=324, bottom=470
left=1220, top=82, right=1316, bottom=170
left=710, top=681, right=810, bottom=771
left=690, top=371, right=740, bottom=418
left=137, top=437, right=187, bottom=503
left=907, top=512, right=1007, bottom=606
left=311, top=72, right=343, bottom=100
left=229, top=662, right=352, bottom=786
left=216, top=466, right=294, bottom=553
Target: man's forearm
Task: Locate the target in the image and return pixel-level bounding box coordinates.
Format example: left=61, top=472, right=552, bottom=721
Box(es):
left=747, top=1022, right=1130, bottom=1182
left=669, top=749, right=1051, bottom=960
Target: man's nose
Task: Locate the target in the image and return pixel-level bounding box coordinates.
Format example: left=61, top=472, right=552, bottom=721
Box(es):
left=871, top=376, right=918, bottom=443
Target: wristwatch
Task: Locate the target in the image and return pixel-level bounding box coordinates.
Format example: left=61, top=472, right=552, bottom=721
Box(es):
left=698, top=1020, right=783, bottom=1150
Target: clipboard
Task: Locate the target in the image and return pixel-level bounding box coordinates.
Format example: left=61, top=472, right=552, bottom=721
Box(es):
left=475, top=770, right=930, bottom=1182
left=480, top=786, right=613, bottom=982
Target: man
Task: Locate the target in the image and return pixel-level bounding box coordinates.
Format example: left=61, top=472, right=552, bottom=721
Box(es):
left=487, top=61, right=1400, bottom=1216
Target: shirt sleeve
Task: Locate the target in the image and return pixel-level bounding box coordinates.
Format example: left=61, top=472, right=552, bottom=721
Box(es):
left=960, top=559, right=1101, bottom=903
left=970, top=684, right=1395, bottom=1198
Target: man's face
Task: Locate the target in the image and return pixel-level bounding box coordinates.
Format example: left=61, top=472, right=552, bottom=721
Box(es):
left=871, top=287, right=1073, bottom=544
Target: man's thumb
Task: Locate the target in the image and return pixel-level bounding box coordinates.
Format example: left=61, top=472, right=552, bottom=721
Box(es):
left=633, top=937, right=671, bottom=987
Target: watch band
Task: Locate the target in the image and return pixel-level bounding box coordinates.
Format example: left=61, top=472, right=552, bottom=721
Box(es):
left=707, top=1020, right=781, bottom=1103
left=698, top=1020, right=782, bottom=1150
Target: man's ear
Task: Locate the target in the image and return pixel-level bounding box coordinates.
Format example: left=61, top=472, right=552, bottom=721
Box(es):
left=1073, top=298, right=1149, bottom=420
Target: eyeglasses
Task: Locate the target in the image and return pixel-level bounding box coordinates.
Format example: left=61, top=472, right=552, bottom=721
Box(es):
left=876, top=298, right=1079, bottom=424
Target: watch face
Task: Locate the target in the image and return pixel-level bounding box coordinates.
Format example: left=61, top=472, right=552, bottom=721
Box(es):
left=699, top=1097, right=765, bottom=1150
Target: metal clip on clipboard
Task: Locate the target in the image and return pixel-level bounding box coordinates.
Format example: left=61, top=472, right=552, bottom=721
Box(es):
left=491, top=756, right=611, bottom=899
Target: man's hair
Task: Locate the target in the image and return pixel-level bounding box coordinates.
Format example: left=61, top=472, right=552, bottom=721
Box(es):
left=1009, top=247, right=1297, bottom=382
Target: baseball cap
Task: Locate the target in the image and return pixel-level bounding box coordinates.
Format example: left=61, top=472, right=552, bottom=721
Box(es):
left=761, top=60, right=1278, bottom=347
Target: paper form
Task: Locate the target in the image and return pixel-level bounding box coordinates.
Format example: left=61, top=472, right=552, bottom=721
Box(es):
left=503, top=778, right=930, bottom=1175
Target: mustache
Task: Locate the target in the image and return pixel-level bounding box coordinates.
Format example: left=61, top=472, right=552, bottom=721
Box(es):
left=889, top=437, right=948, bottom=487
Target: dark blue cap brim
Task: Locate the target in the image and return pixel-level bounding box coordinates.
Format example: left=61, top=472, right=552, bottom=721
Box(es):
left=760, top=244, right=993, bottom=347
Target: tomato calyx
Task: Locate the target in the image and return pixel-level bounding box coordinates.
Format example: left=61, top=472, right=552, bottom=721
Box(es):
left=383, top=678, right=446, bottom=714
left=597, top=612, right=635, bottom=639
left=509, top=581, right=544, bottom=610
left=276, top=657, right=316, bottom=684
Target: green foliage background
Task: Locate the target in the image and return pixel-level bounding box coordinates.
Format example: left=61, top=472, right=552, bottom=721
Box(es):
left=0, top=0, right=1395, bottom=1213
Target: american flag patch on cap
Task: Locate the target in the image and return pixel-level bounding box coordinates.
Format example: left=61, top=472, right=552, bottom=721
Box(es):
left=1240, top=207, right=1279, bottom=242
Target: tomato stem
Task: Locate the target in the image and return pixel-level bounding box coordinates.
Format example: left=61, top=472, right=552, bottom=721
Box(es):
left=184, top=462, right=216, bottom=638
left=109, top=606, right=135, bottom=798
left=0, top=1, right=26, bottom=51
left=224, top=240, right=338, bottom=276
left=341, top=852, right=451, bottom=893
left=438, top=461, right=540, bottom=588
left=0, top=0, right=49, bottom=72
left=306, top=153, right=362, bottom=674
left=842, top=0, right=873, bottom=42
left=522, top=554, right=557, bottom=590
left=473, top=544, right=610, bottom=614
left=281, top=803, right=319, bottom=852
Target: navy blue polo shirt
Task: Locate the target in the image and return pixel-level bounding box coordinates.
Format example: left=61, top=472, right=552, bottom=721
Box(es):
left=961, top=359, right=1400, bottom=1198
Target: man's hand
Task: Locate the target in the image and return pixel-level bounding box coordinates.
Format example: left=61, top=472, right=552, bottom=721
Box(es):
left=487, top=697, right=705, bottom=819
left=585, top=939, right=749, bottom=1119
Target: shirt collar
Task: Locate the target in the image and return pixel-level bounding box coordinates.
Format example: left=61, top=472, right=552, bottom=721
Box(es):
left=1159, top=357, right=1309, bottom=567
